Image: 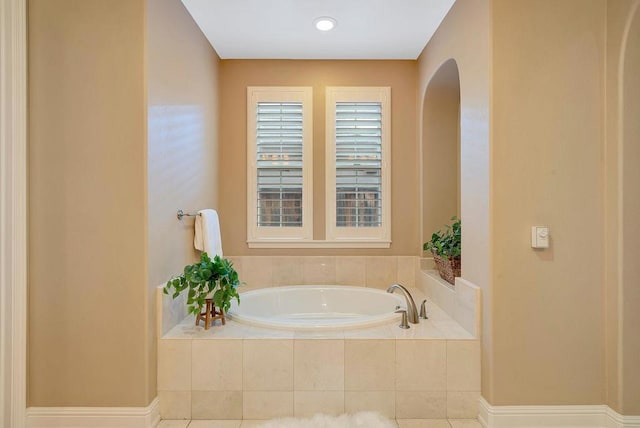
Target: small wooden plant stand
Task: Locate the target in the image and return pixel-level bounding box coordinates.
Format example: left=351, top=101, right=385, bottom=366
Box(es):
left=195, top=298, right=226, bottom=330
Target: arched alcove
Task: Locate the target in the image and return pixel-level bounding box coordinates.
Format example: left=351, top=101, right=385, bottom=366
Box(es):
left=421, top=58, right=461, bottom=245
left=621, top=2, right=640, bottom=414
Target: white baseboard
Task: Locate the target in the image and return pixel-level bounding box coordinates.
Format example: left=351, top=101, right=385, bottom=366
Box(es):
left=26, top=397, right=160, bottom=428
left=479, top=397, right=640, bottom=428
left=606, top=407, right=640, bottom=428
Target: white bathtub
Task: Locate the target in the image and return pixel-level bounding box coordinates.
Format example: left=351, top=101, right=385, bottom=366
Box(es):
left=228, top=285, right=405, bottom=330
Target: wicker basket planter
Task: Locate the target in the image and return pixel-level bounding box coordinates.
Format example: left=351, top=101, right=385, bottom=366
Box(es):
left=432, top=252, right=461, bottom=285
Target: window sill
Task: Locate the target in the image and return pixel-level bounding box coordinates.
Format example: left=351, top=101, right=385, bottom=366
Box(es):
left=247, top=239, right=391, bottom=249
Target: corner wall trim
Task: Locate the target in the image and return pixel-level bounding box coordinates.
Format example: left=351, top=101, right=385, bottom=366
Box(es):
left=0, top=0, right=28, bottom=427
left=479, top=397, right=640, bottom=428
left=26, top=397, right=160, bottom=428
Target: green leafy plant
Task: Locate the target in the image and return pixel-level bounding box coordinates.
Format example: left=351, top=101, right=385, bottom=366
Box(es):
left=423, top=216, right=461, bottom=260
left=163, top=252, right=241, bottom=316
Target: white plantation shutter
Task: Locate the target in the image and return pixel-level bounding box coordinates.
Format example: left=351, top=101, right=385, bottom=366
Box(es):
left=247, top=87, right=313, bottom=244
left=256, top=102, right=303, bottom=227
left=326, top=87, right=391, bottom=245
left=335, top=102, right=383, bottom=227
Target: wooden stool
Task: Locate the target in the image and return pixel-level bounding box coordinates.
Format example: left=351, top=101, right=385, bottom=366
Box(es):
left=195, top=298, right=226, bottom=330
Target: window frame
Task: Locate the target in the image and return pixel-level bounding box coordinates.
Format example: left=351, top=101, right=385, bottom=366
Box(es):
left=246, top=86, right=313, bottom=245
left=325, top=87, right=392, bottom=245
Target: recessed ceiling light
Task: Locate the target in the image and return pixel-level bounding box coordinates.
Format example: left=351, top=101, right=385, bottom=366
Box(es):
left=313, top=17, right=337, bottom=32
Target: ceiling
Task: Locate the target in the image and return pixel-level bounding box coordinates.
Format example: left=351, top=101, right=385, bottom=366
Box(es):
left=180, top=0, right=456, bottom=60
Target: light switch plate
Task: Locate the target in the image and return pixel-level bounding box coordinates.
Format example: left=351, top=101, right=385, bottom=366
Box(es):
left=531, top=226, right=550, bottom=249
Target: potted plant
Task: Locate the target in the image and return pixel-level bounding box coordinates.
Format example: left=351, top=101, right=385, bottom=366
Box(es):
left=423, top=216, right=461, bottom=285
left=163, top=252, right=241, bottom=327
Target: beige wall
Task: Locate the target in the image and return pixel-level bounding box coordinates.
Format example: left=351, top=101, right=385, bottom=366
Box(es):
left=605, top=0, right=640, bottom=414
left=219, top=60, right=419, bottom=256
left=29, top=0, right=149, bottom=406
left=491, top=0, right=605, bottom=405
left=421, top=58, right=460, bottom=245
left=147, top=0, right=221, bottom=403
left=417, top=0, right=492, bottom=400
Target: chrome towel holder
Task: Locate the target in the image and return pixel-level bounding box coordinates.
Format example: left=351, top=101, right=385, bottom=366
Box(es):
left=176, top=209, right=201, bottom=220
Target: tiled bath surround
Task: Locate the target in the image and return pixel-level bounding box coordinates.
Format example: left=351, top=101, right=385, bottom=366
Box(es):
left=418, top=269, right=482, bottom=338
left=157, top=255, right=481, bottom=421
left=228, top=256, right=418, bottom=292
left=158, top=324, right=480, bottom=420
left=159, top=256, right=481, bottom=338
left=159, top=256, right=423, bottom=337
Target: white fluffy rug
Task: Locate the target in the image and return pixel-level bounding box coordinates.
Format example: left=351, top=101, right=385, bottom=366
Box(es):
left=256, top=412, right=396, bottom=428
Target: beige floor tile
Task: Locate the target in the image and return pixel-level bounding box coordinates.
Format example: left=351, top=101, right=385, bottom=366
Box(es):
left=345, top=340, right=395, bottom=390
left=192, top=340, right=243, bottom=390
left=396, top=340, right=446, bottom=391
left=239, top=421, right=266, bottom=428
left=294, top=340, right=344, bottom=390
left=243, top=340, right=293, bottom=391
left=344, top=391, right=396, bottom=419
left=397, top=420, right=451, bottom=428
left=446, top=341, right=480, bottom=391
left=243, top=391, right=294, bottom=419
left=157, top=420, right=190, bottom=428
left=191, top=391, right=243, bottom=419
left=187, top=421, right=241, bottom=428
left=446, top=391, right=479, bottom=419
left=396, top=391, right=447, bottom=419
left=447, top=419, right=482, bottom=428
left=294, top=391, right=344, bottom=417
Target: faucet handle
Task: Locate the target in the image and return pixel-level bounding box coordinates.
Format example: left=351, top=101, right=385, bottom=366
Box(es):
left=419, top=299, right=428, bottom=319
left=395, top=309, right=410, bottom=329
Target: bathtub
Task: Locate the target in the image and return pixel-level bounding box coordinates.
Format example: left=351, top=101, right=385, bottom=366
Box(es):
left=228, top=285, right=405, bottom=330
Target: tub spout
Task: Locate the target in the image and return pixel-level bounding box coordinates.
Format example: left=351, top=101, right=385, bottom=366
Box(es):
left=386, top=283, right=419, bottom=324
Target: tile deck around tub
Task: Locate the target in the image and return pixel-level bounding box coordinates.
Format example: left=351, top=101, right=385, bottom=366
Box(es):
left=158, top=286, right=479, bottom=421
left=162, top=287, right=474, bottom=341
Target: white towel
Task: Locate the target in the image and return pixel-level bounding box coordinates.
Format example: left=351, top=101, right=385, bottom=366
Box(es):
left=194, top=209, right=223, bottom=258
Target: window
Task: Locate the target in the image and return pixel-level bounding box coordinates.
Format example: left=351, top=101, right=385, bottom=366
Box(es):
left=326, top=87, right=391, bottom=244
left=247, top=87, right=313, bottom=244
left=246, top=86, right=390, bottom=248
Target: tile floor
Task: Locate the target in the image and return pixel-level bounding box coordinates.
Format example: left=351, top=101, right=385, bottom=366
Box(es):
left=157, top=419, right=482, bottom=428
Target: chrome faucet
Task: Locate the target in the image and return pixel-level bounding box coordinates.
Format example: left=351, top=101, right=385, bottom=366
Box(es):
left=386, top=283, right=419, bottom=324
